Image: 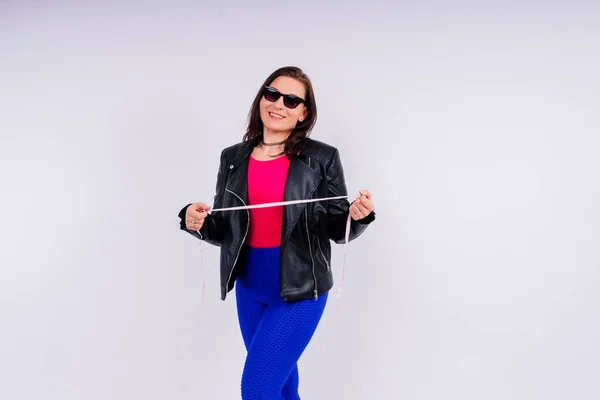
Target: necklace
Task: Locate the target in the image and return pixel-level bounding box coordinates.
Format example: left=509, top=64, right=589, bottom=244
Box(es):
left=260, top=139, right=286, bottom=147
left=259, top=139, right=285, bottom=157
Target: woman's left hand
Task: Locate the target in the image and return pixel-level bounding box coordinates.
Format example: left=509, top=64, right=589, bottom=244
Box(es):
left=349, top=189, right=375, bottom=221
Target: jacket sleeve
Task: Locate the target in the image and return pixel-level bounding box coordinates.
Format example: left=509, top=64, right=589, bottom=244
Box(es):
left=326, top=148, right=375, bottom=244
left=178, top=149, right=228, bottom=247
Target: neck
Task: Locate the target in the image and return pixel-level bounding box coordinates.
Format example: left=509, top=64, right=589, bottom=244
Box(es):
left=262, top=128, right=290, bottom=144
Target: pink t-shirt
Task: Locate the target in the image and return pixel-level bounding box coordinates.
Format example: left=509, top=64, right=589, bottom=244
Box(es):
left=246, top=155, right=291, bottom=248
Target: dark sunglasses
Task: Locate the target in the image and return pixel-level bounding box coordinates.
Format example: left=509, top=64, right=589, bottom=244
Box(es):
left=263, top=86, right=305, bottom=109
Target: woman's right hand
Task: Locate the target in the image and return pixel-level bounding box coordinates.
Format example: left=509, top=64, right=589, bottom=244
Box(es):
left=185, top=202, right=212, bottom=230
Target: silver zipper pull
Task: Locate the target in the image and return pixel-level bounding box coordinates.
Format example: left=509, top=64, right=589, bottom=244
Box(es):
left=314, top=290, right=318, bottom=300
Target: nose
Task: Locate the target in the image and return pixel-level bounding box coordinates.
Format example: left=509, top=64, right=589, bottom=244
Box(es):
left=274, top=96, right=285, bottom=109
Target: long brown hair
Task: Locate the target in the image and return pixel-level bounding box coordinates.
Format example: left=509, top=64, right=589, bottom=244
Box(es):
left=243, top=66, right=318, bottom=157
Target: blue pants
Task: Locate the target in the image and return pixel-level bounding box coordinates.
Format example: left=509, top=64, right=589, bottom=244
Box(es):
left=235, top=246, right=328, bottom=400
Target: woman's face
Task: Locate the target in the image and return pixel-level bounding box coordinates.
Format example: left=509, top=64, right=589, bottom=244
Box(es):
left=259, top=76, right=308, bottom=137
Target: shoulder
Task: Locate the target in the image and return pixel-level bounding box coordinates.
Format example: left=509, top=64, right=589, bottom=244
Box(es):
left=222, top=141, right=248, bottom=154
left=303, top=138, right=339, bottom=165
left=219, top=141, right=252, bottom=160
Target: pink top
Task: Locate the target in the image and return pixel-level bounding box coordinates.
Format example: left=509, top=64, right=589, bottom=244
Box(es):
left=246, top=155, right=291, bottom=248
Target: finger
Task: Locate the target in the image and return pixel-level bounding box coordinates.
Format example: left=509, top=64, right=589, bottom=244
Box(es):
left=192, top=202, right=212, bottom=212
left=349, top=202, right=363, bottom=220
left=354, top=200, right=370, bottom=216
left=187, top=219, right=204, bottom=230
left=359, top=190, right=372, bottom=200
left=189, top=205, right=211, bottom=217
left=359, top=197, right=374, bottom=211
left=188, top=209, right=208, bottom=221
left=190, top=203, right=204, bottom=212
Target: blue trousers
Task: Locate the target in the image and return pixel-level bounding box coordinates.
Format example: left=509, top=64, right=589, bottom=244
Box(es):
left=235, top=246, right=328, bottom=400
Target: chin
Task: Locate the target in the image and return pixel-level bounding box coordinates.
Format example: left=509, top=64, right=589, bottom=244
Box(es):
left=264, top=123, right=290, bottom=134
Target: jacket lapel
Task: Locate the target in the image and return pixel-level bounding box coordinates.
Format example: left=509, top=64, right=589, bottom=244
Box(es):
left=281, top=155, right=323, bottom=245
left=224, top=142, right=253, bottom=204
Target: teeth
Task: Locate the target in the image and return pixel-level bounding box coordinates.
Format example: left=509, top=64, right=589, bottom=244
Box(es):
left=269, top=112, right=284, bottom=119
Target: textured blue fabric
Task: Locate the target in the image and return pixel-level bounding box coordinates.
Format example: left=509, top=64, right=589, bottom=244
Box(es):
left=235, top=246, right=328, bottom=400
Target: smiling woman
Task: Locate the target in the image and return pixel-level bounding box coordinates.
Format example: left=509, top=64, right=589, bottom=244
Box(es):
left=245, top=68, right=317, bottom=160
left=256, top=82, right=307, bottom=158
left=177, top=66, right=376, bottom=399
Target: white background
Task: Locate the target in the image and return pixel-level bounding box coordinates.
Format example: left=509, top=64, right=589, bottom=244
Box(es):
left=1, top=1, right=599, bottom=399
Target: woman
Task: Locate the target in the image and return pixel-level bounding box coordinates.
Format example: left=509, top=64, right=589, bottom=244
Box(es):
left=178, top=66, right=375, bottom=399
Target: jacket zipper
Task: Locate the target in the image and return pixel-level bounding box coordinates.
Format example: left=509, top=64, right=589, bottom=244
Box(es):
left=316, top=233, right=330, bottom=272
left=225, top=187, right=249, bottom=292
left=305, top=156, right=318, bottom=299
left=305, top=207, right=318, bottom=300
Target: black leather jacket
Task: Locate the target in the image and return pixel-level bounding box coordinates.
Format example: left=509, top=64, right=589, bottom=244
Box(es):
left=178, top=138, right=375, bottom=301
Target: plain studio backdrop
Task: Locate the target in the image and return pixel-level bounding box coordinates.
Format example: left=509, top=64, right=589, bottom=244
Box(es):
left=1, top=1, right=599, bottom=399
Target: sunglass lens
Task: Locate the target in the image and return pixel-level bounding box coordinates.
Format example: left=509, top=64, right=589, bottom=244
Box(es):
left=283, top=96, right=302, bottom=109
left=263, top=86, right=280, bottom=102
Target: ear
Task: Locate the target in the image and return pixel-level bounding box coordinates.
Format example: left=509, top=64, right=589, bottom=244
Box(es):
left=299, top=107, right=309, bottom=122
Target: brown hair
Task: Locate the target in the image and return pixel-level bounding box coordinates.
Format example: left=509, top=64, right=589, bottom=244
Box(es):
left=243, top=66, right=318, bottom=157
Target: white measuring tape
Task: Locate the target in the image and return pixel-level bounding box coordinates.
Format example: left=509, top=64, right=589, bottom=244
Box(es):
left=196, top=194, right=354, bottom=306
left=181, top=194, right=356, bottom=354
